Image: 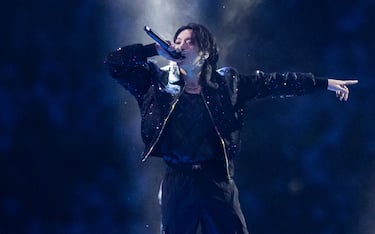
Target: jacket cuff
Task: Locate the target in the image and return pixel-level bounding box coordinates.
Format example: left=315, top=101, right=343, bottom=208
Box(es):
left=143, top=43, right=158, bottom=58
left=315, top=78, right=328, bottom=89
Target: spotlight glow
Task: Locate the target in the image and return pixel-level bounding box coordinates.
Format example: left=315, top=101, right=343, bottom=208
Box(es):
left=103, top=1, right=203, bottom=233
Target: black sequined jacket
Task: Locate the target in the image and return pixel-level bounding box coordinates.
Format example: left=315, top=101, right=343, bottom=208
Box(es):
left=104, top=43, right=327, bottom=177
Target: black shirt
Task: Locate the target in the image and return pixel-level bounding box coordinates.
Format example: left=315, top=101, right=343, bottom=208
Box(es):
left=159, top=91, right=223, bottom=164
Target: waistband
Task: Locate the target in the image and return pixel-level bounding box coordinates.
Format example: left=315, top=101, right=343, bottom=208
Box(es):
left=165, top=159, right=228, bottom=174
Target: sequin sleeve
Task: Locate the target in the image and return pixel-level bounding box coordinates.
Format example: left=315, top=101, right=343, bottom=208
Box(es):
left=104, top=43, right=159, bottom=100
left=239, top=70, right=328, bottom=101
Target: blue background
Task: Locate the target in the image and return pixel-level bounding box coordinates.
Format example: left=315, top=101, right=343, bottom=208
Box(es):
left=1, top=0, right=374, bottom=233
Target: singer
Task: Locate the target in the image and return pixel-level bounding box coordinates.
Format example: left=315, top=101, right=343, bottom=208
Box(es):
left=104, top=23, right=358, bottom=234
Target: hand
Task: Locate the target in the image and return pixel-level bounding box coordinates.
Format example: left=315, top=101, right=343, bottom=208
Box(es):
left=327, top=79, right=358, bottom=101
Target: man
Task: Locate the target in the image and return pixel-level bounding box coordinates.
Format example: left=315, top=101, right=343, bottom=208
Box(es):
left=104, top=23, right=358, bottom=234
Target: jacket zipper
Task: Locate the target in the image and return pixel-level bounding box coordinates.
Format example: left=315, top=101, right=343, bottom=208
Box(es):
left=141, top=90, right=183, bottom=162
left=141, top=88, right=232, bottom=180
left=201, top=92, right=232, bottom=180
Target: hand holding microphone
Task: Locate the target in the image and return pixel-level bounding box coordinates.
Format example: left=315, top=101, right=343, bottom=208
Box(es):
left=144, top=26, right=185, bottom=60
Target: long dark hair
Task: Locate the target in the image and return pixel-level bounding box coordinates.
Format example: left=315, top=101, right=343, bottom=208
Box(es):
left=173, top=23, right=219, bottom=69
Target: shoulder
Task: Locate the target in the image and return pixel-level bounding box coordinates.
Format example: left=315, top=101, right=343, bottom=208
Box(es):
left=215, top=67, right=240, bottom=84
left=216, top=67, right=239, bottom=78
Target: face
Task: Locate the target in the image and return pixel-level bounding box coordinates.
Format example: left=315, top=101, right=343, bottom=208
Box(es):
left=174, top=29, right=207, bottom=70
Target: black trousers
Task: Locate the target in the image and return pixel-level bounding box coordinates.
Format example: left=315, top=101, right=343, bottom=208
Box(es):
left=159, top=162, right=249, bottom=234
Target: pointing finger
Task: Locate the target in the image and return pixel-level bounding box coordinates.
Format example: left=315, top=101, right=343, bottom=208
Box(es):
left=344, top=80, right=358, bottom=86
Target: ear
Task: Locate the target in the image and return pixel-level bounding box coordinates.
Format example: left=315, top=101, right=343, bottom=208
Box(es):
left=202, top=51, right=209, bottom=59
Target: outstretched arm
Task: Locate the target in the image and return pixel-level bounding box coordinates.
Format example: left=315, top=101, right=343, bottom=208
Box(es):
left=327, top=79, right=358, bottom=101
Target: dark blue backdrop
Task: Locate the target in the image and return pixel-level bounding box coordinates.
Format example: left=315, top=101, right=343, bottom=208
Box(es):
left=1, top=0, right=374, bottom=233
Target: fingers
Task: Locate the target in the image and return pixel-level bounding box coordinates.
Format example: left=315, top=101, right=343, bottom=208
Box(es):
left=335, top=86, right=349, bottom=101
left=328, top=79, right=358, bottom=90
left=328, top=78, right=357, bottom=101
left=335, top=91, right=347, bottom=101
left=343, top=80, right=359, bottom=86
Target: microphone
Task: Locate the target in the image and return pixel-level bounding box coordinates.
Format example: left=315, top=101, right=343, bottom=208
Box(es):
left=144, top=26, right=185, bottom=59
